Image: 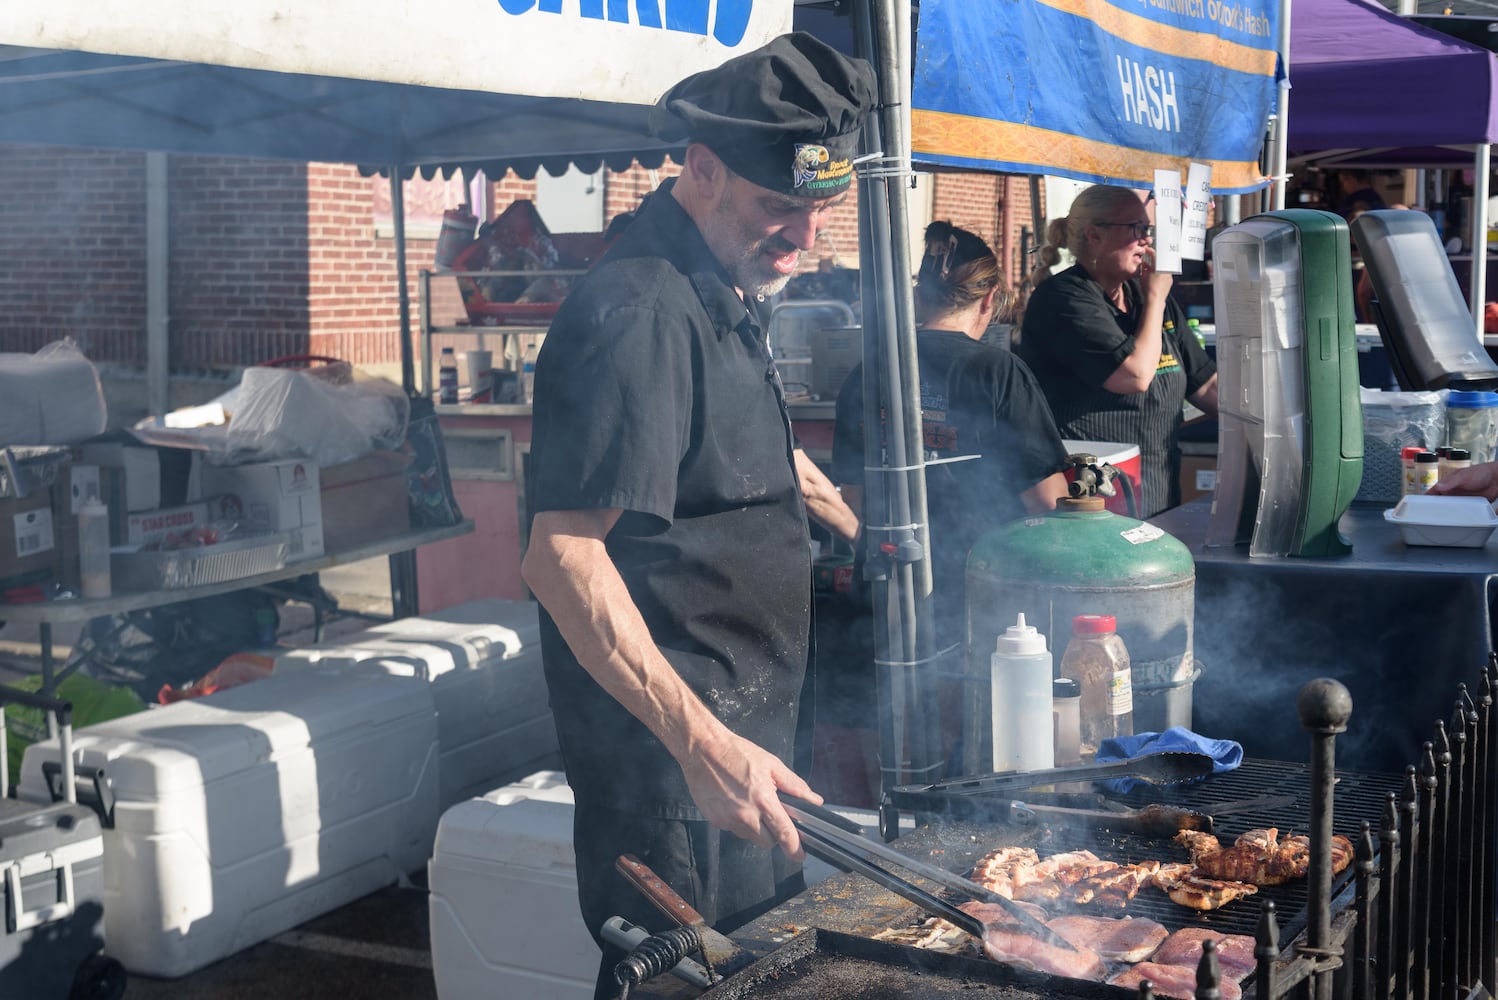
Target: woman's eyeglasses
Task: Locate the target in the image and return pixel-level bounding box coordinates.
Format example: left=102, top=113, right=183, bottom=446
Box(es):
left=1097, top=221, right=1155, bottom=241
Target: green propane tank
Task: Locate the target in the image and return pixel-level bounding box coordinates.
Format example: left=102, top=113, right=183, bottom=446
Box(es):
left=966, top=495, right=1197, bottom=742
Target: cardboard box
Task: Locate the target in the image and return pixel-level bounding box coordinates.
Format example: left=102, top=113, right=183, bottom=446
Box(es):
left=0, top=491, right=57, bottom=590
left=81, top=443, right=161, bottom=512
left=320, top=451, right=412, bottom=553
left=1180, top=452, right=1219, bottom=504
left=122, top=500, right=216, bottom=547
left=196, top=459, right=324, bottom=562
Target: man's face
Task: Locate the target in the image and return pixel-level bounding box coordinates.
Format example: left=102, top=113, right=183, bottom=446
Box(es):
left=703, top=171, right=845, bottom=298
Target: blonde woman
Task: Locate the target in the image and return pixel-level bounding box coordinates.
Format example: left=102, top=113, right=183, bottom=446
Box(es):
left=1018, top=185, right=1218, bottom=517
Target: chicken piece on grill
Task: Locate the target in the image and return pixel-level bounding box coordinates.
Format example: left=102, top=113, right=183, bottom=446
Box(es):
left=1005, top=849, right=1104, bottom=902
left=1069, top=860, right=1161, bottom=908
left=1046, top=913, right=1169, bottom=962
left=1194, top=843, right=1290, bottom=885
left=1235, top=827, right=1279, bottom=852
left=873, top=917, right=975, bottom=955
left=956, top=901, right=1107, bottom=980
left=968, top=846, right=1040, bottom=898
left=1016, top=856, right=1121, bottom=903
left=1174, top=829, right=1222, bottom=863
left=1152, top=926, right=1258, bottom=982
left=1153, top=866, right=1260, bottom=911
left=1109, top=961, right=1244, bottom=1000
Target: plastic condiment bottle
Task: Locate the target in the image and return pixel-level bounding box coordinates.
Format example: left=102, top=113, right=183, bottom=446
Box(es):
left=522, top=341, right=541, bottom=405
left=1441, top=447, right=1472, bottom=480
left=438, top=347, right=459, bottom=405
left=1059, top=614, right=1133, bottom=753
left=1413, top=450, right=1440, bottom=493
left=78, top=489, right=111, bottom=599
left=1401, top=446, right=1424, bottom=496
left=990, top=613, right=1054, bottom=773
left=1052, top=678, right=1083, bottom=767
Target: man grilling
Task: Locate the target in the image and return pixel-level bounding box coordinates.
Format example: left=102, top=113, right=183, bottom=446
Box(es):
left=520, top=32, right=877, bottom=999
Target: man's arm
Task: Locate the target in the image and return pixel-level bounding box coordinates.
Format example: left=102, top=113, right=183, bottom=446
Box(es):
left=521, top=509, right=821, bottom=858
left=794, top=448, right=859, bottom=543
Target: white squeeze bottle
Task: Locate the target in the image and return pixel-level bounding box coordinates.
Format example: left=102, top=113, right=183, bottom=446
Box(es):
left=78, top=488, right=111, bottom=599
left=990, top=613, right=1054, bottom=772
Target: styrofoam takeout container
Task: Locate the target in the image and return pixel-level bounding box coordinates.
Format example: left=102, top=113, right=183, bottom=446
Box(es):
left=1384, top=494, right=1498, bottom=547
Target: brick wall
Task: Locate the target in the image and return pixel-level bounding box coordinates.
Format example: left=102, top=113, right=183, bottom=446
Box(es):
left=0, top=149, right=1010, bottom=377
left=0, top=147, right=149, bottom=364
left=171, top=156, right=311, bottom=368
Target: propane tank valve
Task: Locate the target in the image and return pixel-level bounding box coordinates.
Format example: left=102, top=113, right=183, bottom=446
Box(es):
left=1066, top=453, right=1122, bottom=499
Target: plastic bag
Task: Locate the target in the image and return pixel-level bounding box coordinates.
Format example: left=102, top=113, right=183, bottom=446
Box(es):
left=5, top=672, right=146, bottom=786
left=157, top=651, right=274, bottom=704
left=0, top=339, right=108, bottom=446
left=1357, top=387, right=1448, bottom=504
left=135, top=364, right=410, bottom=469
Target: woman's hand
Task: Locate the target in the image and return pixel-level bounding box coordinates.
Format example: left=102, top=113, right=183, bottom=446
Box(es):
left=1426, top=462, right=1498, bottom=501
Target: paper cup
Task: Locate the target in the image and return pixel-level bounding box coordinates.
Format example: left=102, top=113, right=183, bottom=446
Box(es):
left=463, top=350, right=493, bottom=389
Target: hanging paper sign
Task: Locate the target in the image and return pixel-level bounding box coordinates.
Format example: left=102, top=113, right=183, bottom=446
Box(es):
left=1153, top=169, right=1184, bottom=274
left=1182, top=162, right=1214, bottom=261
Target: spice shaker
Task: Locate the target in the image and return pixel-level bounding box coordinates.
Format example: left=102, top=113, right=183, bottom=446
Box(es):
left=1052, top=678, right=1083, bottom=766
left=1059, top=613, right=1133, bottom=752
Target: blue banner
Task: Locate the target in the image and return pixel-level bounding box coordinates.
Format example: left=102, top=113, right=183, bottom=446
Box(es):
left=911, top=0, right=1279, bottom=192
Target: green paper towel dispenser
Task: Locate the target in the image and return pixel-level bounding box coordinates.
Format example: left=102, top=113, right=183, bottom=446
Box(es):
left=1206, top=210, right=1364, bottom=557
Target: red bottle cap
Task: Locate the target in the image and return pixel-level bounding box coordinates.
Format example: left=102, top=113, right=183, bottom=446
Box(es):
left=1401, top=446, right=1423, bottom=460
left=1071, top=614, right=1117, bottom=634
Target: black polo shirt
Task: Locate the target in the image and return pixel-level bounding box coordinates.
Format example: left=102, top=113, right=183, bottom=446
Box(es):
left=528, top=180, right=811, bottom=817
left=830, top=329, right=1069, bottom=640
left=1018, top=265, right=1215, bottom=518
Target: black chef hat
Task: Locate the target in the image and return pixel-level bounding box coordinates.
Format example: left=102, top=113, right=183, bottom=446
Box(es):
left=650, top=32, right=876, bottom=199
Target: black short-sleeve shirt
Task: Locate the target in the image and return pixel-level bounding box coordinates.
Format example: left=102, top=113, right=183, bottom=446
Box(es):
left=528, top=182, right=811, bottom=817
left=1017, top=265, right=1216, bottom=517
left=830, top=329, right=1070, bottom=639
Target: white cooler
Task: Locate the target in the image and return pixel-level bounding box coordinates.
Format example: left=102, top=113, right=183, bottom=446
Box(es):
left=17, top=669, right=441, bottom=978
left=275, top=598, right=560, bottom=808
left=429, top=771, right=595, bottom=1000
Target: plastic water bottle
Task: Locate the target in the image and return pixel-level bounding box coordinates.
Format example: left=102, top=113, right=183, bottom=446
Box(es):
left=438, top=347, right=459, bottom=405
left=522, top=342, right=540, bottom=405
left=990, top=613, right=1054, bottom=772
left=78, top=489, right=111, bottom=599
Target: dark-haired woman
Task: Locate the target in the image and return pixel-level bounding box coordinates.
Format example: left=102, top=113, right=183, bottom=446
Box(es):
left=1018, top=185, right=1217, bottom=518
left=831, top=221, right=1070, bottom=647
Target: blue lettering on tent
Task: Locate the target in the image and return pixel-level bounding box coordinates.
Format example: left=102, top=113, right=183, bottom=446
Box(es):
left=496, top=0, right=752, bottom=45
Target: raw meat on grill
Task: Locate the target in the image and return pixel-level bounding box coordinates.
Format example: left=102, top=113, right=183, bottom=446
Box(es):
left=1109, top=961, right=1244, bottom=1000
left=1152, top=927, right=1258, bottom=982
left=1046, top=913, right=1169, bottom=962
left=956, top=902, right=1107, bottom=980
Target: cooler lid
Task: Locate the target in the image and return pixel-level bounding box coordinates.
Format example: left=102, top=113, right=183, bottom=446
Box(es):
left=434, top=771, right=577, bottom=871
left=54, top=670, right=434, bottom=796
left=274, top=599, right=540, bottom=677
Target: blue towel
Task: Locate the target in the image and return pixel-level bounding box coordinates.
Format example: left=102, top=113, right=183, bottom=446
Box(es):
left=1094, top=726, right=1243, bottom=793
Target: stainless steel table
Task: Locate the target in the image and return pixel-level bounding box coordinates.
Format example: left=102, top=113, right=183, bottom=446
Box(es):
left=0, top=520, right=474, bottom=697
left=1152, top=498, right=1496, bottom=771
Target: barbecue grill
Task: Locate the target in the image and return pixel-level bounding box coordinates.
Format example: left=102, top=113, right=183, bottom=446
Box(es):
left=615, top=659, right=1498, bottom=999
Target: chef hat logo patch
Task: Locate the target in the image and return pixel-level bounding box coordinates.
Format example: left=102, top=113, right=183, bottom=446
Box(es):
left=793, top=144, right=830, bottom=189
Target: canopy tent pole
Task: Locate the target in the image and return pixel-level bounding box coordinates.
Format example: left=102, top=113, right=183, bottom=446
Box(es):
left=852, top=0, right=942, bottom=815
left=145, top=152, right=169, bottom=417
left=1269, top=0, right=1293, bottom=211
left=1471, top=144, right=1491, bottom=339
left=388, top=167, right=420, bottom=618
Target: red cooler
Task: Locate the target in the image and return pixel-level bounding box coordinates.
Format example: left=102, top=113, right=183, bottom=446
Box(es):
left=1062, top=439, right=1143, bottom=517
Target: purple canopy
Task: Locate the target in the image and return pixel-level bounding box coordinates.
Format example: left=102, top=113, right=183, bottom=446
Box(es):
left=1289, top=0, right=1498, bottom=154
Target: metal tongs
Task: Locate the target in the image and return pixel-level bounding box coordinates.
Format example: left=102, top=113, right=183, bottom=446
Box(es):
left=779, top=794, right=1077, bottom=954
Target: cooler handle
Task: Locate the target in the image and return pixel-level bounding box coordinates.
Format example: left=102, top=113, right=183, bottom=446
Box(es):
left=0, top=684, right=74, bottom=804
left=4, top=860, right=76, bottom=932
